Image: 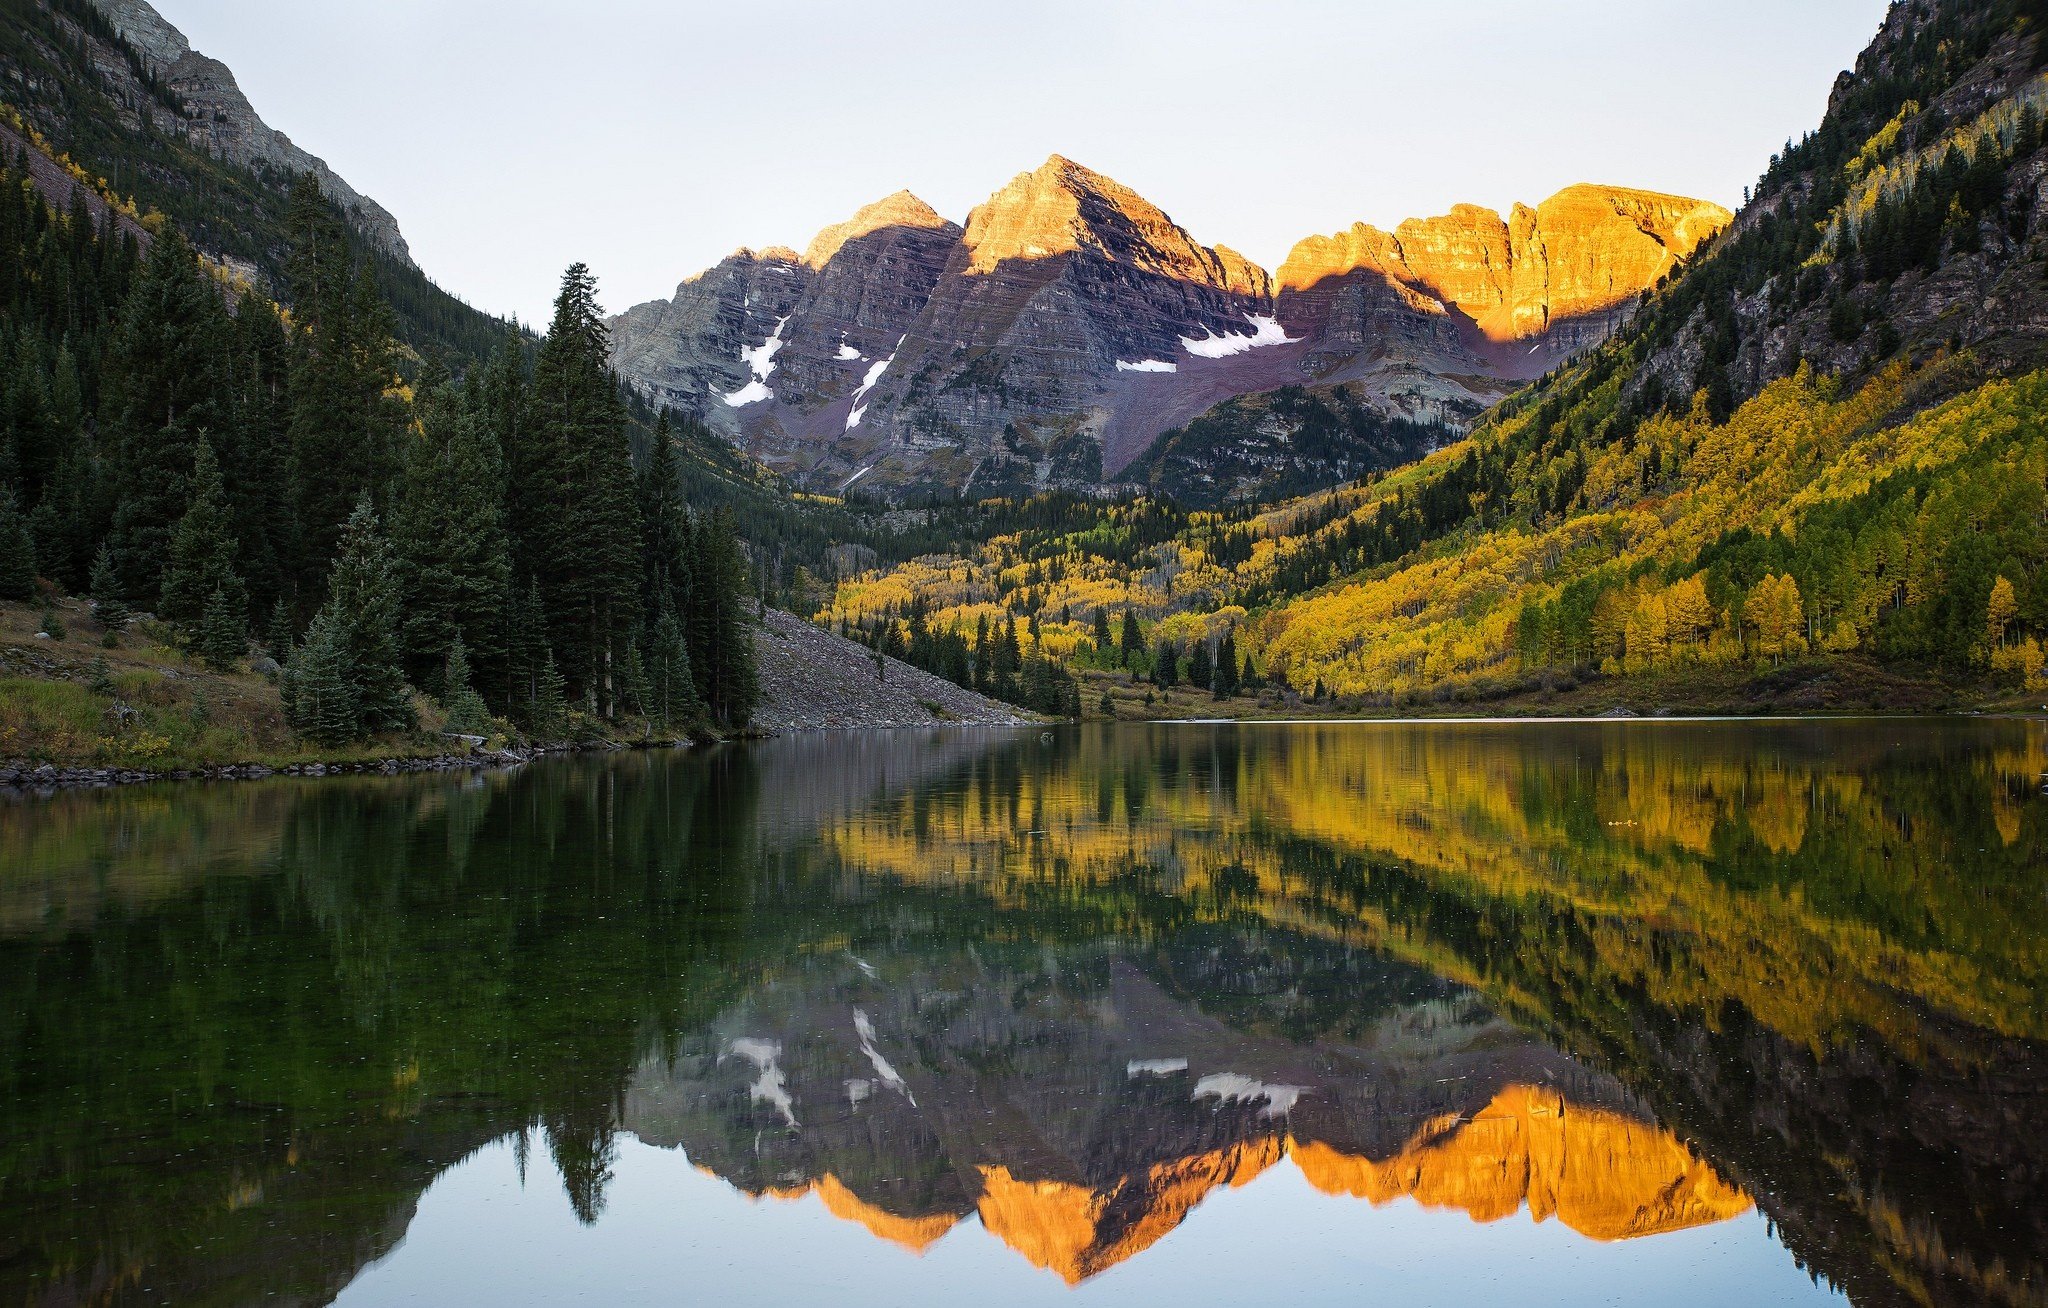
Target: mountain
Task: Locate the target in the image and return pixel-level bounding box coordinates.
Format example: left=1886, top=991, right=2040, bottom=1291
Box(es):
left=828, top=0, right=2048, bottom=710
left=610, top=162, right=1728, bottom=499
left=0, top=0, right=510, bottom=363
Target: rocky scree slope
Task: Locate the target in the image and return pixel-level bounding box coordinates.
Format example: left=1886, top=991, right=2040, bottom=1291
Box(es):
left=751, top=608, right=1033, bottom=731
left=611, top=159, right=1727, bottom=500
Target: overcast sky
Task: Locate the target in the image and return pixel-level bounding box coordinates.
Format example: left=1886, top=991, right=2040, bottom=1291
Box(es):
left=156, top=0, right=1891, bottom=327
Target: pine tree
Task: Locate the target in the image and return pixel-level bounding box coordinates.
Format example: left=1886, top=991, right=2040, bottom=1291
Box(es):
left=283, top=607, right=358, bottom=746
left=159, top=439, right=247, bottom=637
left=196, top=585, right=245, bottom=672
left=1119, top=609, right=1143, bottom=666
left=266, top=598, right=295, bottom=660
left=102, top=228, right=229, bottom=601
left=393, top=381, right=512, bottom=692
left=0, top=486, right=37, bottom=601
left=530, top=647, right=570, bottom=741
left=288, top=497, right=413, bottom=742
left=90, top=544, right=129, bottom=632
left=1189, top=639, right=1213, bottom=695
left=1214, top=627, right=1240, bottom=699
left=644, top=602, right=701, bottom=729
left=1092, top=607, right=1113, bottom=653
left=439, top=634, right=493, bottom=735
left=521, top=264, right=642, bottom=717
left=1151, top=640, right=1179, bottom=689
left=688, top=508, right=757, bottom=730
left=638, top=412, right=695, bottom=622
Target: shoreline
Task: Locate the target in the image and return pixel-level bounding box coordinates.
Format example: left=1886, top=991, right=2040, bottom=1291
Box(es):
left=8, top=708, right=2043, bottom=797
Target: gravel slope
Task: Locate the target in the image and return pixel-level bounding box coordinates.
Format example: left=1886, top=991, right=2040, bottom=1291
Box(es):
left=752, top=610, right=1035, bottom=732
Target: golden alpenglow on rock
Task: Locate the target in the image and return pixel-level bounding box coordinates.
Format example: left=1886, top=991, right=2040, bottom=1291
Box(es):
left=802, top=190, right=954, bottom=269
left=961, top=155, right=1272, bottom=294
left=1276, top=184, right=1733, bottom=348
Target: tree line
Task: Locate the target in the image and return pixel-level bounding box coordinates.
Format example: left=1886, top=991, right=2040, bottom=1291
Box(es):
left=0, top=164, right=757, bottom=741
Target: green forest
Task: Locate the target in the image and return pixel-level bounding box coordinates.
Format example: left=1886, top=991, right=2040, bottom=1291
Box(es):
left=0, top=165, right=759, bottom=746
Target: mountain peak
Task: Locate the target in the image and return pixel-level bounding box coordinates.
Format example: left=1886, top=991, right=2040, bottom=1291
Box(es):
left=962, top=155, right=1258, bottom=290
left=803, top=190, right=955, bottom=268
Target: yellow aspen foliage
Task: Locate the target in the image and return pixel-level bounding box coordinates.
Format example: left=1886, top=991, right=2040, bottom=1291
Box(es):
left=1744, top=575, right=1807, bottom=662
left=1986, top=575, right=2018, bottom=650
left=1664, top=575, right=1716, bottom=647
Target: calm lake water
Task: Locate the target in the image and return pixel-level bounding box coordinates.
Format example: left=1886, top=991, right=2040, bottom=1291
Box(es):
left=1, top=720, right=2044, bottom=1306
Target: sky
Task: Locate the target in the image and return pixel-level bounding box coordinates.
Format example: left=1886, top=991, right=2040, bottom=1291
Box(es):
left=155, top=0, right=1893, bottom=327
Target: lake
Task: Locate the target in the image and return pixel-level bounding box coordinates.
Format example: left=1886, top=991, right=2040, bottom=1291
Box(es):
left=1, top=720, right=2043, bottom=1306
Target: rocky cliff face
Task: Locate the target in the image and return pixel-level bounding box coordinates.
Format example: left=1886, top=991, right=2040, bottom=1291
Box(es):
left=1275, top=185, right=1732, bottom=418
left=82, top=0, right=414, bottom=264
left=611, top=163, right=1730, bottom=500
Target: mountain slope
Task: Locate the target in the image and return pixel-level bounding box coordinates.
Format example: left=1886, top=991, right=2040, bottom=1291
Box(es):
left=610, top=163, right=1727, bottom=500
left=0, top=0, right=513, bottom=364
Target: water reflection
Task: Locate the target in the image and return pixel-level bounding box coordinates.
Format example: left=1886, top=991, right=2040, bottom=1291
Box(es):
left=0, top=720, right=2041, bottom=1306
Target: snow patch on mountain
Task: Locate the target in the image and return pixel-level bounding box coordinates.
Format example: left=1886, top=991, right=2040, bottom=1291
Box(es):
left=845, top=338, right=902, bottom=431
left=723, top=315, right=791, bottom=407
left=1181, top=314, right=1298, bottom=360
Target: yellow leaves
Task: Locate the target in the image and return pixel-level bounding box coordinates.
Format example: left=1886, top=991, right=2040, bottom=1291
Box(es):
left=1664, top=576, right=1716, bottom=647
left=1990, top=637, right=2048, bottom=690
left=1744, top=574, right=1807, bottom=662
left=1987, top=576, right=2019, bottom=650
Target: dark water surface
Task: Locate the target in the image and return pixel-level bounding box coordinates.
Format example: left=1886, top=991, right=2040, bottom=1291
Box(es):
left=1, top=720, right=2044, bottom=1306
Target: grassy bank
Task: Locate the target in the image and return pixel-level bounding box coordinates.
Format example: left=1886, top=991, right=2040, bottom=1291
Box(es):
left=0, top=599, right=675, bottom=775
left=1082, top=654, right=2040, bottom=722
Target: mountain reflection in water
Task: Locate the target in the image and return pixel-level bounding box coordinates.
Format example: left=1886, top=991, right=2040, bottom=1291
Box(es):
left=0, top=719, right=2042, bottom=1306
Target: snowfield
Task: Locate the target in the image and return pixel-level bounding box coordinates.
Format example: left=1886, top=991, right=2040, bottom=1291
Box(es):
left=1181, top=313, right=1299, bottom=359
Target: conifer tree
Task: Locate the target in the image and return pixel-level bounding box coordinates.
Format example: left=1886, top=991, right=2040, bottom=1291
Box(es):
left=1189, top=638, right=1214, bottom=694
left=284, top=178, right=404, bottom=592
left=0, top=487, right=37, bottom=601
left=439, top=634, right=492, bottom=735
left=521, top=264, right=642, bottom=716
left=89, top=544, right=129, bottom=632
left=287, top=497, right=412, bottom=742
left=103, top=229, right=228, bottom=599
left=1120, top=609, right=1142, bottom=665
left=637, top=412, right=695, bottom=624
left=529, top=648, right=570, bottom=741
left=159, top=439, right=247, bottom=636
left=1214, top=627, right=1240, bottom=699
left=266, top=598, right=295, bottom=660
left=196, top=586, right=245, bottom=672
left=645, top=602, right=700, bottom=729
left=393, top=380, right=512, bottom=691
left=284, top=607, right=357, bottom=745
left=688, top=507, right=757, bottom=730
